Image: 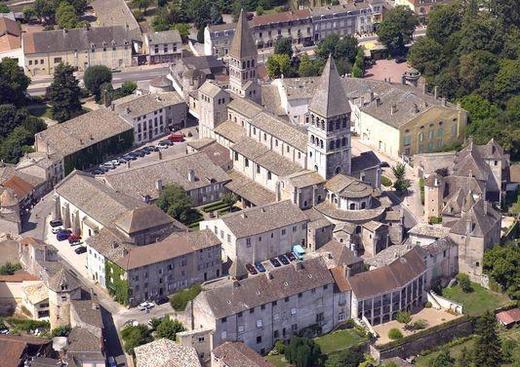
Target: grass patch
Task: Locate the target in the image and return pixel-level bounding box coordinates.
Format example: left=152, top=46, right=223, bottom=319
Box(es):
left=314, top=328, right=367, bottom=355
left=381, top=175, right=392, bottom=187
left=415, top=336, right=476, bottom=367
left=27, top=103, right=52, bottom=119
left=441, top=282, right=510, bottom=316
left=169, top=284, right=202, bottom=311
left=266, top=354, right=290, bottom=367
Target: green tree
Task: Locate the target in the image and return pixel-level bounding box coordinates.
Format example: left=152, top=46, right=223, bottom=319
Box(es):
left=0, top=58, right=30, bottom=106
left=188, top=0, right=211, bottom=28
left=458, top=50, right=498, bottom=96
left=155, top=317, right=185, bottom=340
left=48, top=63, right=83, bottom=122
left=455, top=346, right=472, bottom=367
left=285, top=336, right=323, bottom=367
left=0, top=262, right=22, bottom=275
left=433, top=349, right=455, bottom=367
left=51, top=325, right=71, bottom=337
left=221, top=192, right=237, bottom=209
left=473, top=311, right=503, bottom=367
left=174, top=23, right=191, bottom=41
left=156, top=183, right=194, bottom=222
left=392, top=163, right=411, bottom=193
left=83, top=65, right=113, bottom=102
left=266, top=54, right=293, bottom=79
left=23, top=6, right=36, bottom=21
left=0, top=126, right=35, bottom=163
left=0, top=4, right=10, bottom=13
left=256, top=5, right=264, bottom=15
left=33, top=0, right=57, bottom=23
left=456, top=273, right=473, bottom=293
left=209, top=4, right=223, bottom=25
left=298, top=54, right=323, bottom=77
left=0, top=105, right=27, bottom=138
left=56, top=1, right=78, bottom=29
left=316, top=34, right=358, bottom=64
left=376, top=5, right=418, bottom=56
left=325, top=346, right=364, bottom=367
left=483, top=243, right=520, bottom=299
left=274, top=37, right=293, bottom=58
left=388, top=328, right=403, bottom=340
left=395, top=311, right=412, bottom=324
left=426, top=2, right=462, bottom=44
left=120, top=324, right=153, bottom=356
left=120, top=81, right=137, bottom=96
left=152, top=8, right=171, bottom=32
left=494, top=59, right=520, bottom=102
left=457, top=13, right=504, bottom=55
left=132, top=0, right=151, bottom=14
left=408, top=37, right=445, bottom=77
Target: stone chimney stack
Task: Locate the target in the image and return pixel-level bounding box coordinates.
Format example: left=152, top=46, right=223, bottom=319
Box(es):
left=434, top=86, right=439, bottom=100
left=188, top=169, right=195, bottom=182
left=155, top=179, right=163, bottom=191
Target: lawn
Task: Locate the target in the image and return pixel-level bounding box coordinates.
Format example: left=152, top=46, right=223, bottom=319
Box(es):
left=266, top=354, right=290, bottom=367
left=441, top=282, right=510, bottom=316
left=415, top=337, right=476, bottom=367
left=314, top=328, right=367, bottom=354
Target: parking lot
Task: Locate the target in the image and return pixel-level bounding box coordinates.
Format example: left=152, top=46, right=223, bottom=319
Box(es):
left=245, top=249, right=305, bottom=276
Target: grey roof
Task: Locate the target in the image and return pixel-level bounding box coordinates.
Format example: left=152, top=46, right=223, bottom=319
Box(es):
left=56, top=171, right=151, bottom=228
left=180, top=55, right=226, bottom=75
left=310, top=1, right=372, bottom=16
left=228, top=97, right=263, bottom=119
left=198, top=257, right=333, bottom=318
left=324, top=174, right=373, bottom=199
left=102, top=152, right=230, bottom=201
left=23, top=26, right=135, bottom=54
left=35, top=109, right=132, bottom=158
left=251, top=112, right=308, bottom=152
left=47, top=268, right=80, bottom=293
left=348, top=246, right=427, bottom=299
left=212, top=342, right=274, bottom=367
left=219, top=200, right=308, bottom=238
left=225, top=170, right=276, bottom=206
left=214, top=120, right=247, bottom=143
left=146, top=30, right=181, bottom=44
left=70, top=299, right=103, bottom=330
left=408, top=224, right=450, bottom=239
left=308, top=55, right=351, bottom=118
left=67, top=327, right=103, bottom=356
left=229, top=10, right=257, bottom=60
left=449, top=199, right=501, bottom=238
left=317, top=239, right=362, bottom=267
left=85, top=226, right=135, bottom=264
left=199, top=80, right=225, bottom=98
left=135, top=339, right=201, bottom=367
left=91, top=0, right=140, bottom=32
left=351, top=151, right=381, bottom=173
left=114, top=206, right=180, bottom=235
left=113, top=91, right=184, bottom=118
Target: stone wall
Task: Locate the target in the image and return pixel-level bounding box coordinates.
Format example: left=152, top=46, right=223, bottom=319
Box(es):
left=370, top=316, right=474, bottom=361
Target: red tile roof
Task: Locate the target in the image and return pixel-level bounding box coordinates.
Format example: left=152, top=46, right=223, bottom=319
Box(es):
left=496, top=308, right=520, bottom=326
left=3, top=175, right=35, bottom=199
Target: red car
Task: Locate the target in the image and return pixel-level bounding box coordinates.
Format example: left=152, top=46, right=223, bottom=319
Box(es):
left=168, top=132, right=185, bottom=143
left=68, top=233, right=81, bottom=243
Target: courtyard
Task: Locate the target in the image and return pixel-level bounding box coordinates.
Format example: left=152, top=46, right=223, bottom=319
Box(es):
left=373, top=307, right=461, bottom=345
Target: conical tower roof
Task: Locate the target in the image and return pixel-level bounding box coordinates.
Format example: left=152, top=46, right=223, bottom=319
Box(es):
left=308, top=55, right=351, bottom=118
left=229, top=10, right=257, bottom=60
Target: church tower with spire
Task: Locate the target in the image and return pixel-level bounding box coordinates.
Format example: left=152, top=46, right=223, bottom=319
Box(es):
left=307, top=55, right=352, bottom=179
left=228, top=10, right=261, bottom=102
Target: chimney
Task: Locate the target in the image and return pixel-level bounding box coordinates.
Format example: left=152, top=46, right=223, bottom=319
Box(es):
left=127, top=161, right=131, bottom=169
left=79, top=138, right=83, bottom=145
left=188, top=169, right=195, bottom=182
left=422, top=83, right=427, bottom=95
left=241, top=212, right=247, bottom=219
left=390, top=104, right=397, bottom=115
left=344, top=265, right=351, bottom=278
left=434, top=86, right=439, bottom=100
left=401, top=75, right=406, bottom=85
left=155, top=179, right=163, bottom=191
left=126, top=107, right=131, bottom=114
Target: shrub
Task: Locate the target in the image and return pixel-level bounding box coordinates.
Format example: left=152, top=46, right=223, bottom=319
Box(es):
left=274, top=339, right=285, bottom=354
left=170, top=284, right=202, bottom=311
left=6, top=318, right=49, bottom=332
left=388, top=328, right=403, bottom=340
left=51, top=325, right=71, bottom=337
left=381, top=175, right=392, bottom=187
left=456, top=273, right=473, bottom=293
left=344, top=318, right=356, bottom=328
left=429, top=216, right=443, bottom=224
left=410, top=319, right=428, bottom=331
left=396, top=311, right=412, bottom=324
left=419, top=177, right=425, bottom=204
left=0, top=262, right=22, bottom=275
left=425, top=301, right=432, bottom=308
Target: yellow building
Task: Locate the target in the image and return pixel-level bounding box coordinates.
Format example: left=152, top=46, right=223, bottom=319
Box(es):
left=22, top=26, right=136, bottom=76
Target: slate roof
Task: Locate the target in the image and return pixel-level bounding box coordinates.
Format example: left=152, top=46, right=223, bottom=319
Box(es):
left=146, top=30, right=181, bottom=44
left=67, top=327, right=103, bottom=357
left=351, top=151, right=381, bottom=173
left=113, top=91, right=184, bottom=118
left=449, top=199, right=501, bottom=238
left=308, top=55, right=351, bottom=118
left=324, top=174, right=373, bottom=199
left=102, top=152, right=230, bottom=201
left=135, top=338, right=201, bottom=367
left=212, top=342, right=274, bottom=367
left=47, top=268, right=80, bottom=293
left=85, top=227, right=135, bottom=264
left=408, top=224, right=450, bottom=239
left=225, top=170, right=276, bottom=206
left=347, top=246, right=427, bottom=299
left=198, top=257, right=333, bottom=318
left=228, top=97, right=263, bottom=119
left=71, top=299, right=103, bottom=330
left=219, top=200, right=307, bottom=238
left=214, top=120, right=246, bottom=143
left=229, top=10, right=257, bottom=60
left=35, top=109, right=132, bottom=158
left=251, top=111, right=307, bottom=152
left=56, top=171, right=148, bottom=228
left=115, top=230, right=220, bottom=270
left=23, top=26, right=135, bottom=54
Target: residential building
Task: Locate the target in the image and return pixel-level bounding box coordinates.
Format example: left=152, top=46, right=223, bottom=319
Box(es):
left=0, top=15, right=23, bottom=66
left=100, top=151, right=230, bottom=206
left=212, top=342, right=274, bottom=367
left=34, top=109, right=134, bottom=175
left=200, top=200, right=308, bottom=277
left=22, top=26, right=137, bottom=76
left=135, top=338, right=202, bottom=367
left=192, top=257, right=338, bottom=354
left=144, top=30, right=182, bottom=64
left=111, top=91, right=187, bottom=140
left=88, top=230, right=221, bottom=306
left=0, top=334, right=52, bottom=367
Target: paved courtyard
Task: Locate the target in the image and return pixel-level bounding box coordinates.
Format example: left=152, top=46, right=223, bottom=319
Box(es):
left=365, top=59, right=415, bottom=83
left=373, top=307, right=462, bottom=345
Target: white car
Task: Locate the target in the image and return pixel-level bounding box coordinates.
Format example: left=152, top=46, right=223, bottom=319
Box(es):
left=51, top=226, right=64, bottom=234
left=109, top=159, right=120, bottom=166
left=137, top=301, right=155, bottom=311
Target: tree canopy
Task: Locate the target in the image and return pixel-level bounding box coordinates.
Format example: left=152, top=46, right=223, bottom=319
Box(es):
left=376, top=5, right=418, bottom=56
left=48, top=63, right=83, bottom=122
left=0, top=58, right=30, bottom=106
left=473, top=312, right=503, bottom=367
left=155, top=317, right=185, bottom=340
left=156, top=184, right=195, bottom=223
left=120, top=324, right=153, bottom=356
left=285, top=336, right=324, bottom=367
left=83, top=65, right=113, bottom=102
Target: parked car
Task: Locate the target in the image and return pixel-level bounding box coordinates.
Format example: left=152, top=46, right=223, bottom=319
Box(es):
left=269, top=258, right=281, bottom=267
left=138, top=148, right=151, bottom=155
left=158, top=139, right=173, bottom=147
left=380, top=161, right=390, bottom=168
left=138, top=301, right=155, bottom=311
left=395, top=56, right=407, bottom=64
left=57, top=230, right=72, bottom=241
left=285, top=252, right=296, bottom=262
left=255, top=261, right=266, bottom=273
left=101, top=162, right=115, bottom=170
left=123, top=319, right=138, bottom=328
left=107, top=356, right=117, bottom=367
left=245, top=263, right=258, bottom=275
left=117, top=157, right=128, bottom=164
left=278, top=255, right=289, bottom=265
left=155, top=296, right=169, bottom=305
left=168, top=132, right=184, bottom=143
left=122, top=154, right=137, bottom=161
left=68, top=234, right=81, bottom=243
left=92, top=169, right=105, bottom=175
left=0, top=328, right=9, bottom=335
left=50, top=219, right=63, bottom=228
left=51, top=226, right=64, bottom=234
left=144, top=146, right=159, bottom=152
left=133, top=150, right=146, bottom=157
left=109, top=159, right=120, bottom=166
left=74, top=246, right=87, bottom=254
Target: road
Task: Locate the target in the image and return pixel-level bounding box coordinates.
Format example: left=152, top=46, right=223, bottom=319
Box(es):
left=27, top=66, right=170, bottom=96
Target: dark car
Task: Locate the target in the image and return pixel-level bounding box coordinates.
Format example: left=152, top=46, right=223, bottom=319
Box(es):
left=285, top=252, right=296, bottom=262
left=143, top=146, right=159, bottom=153
left=92, top=169, right=106, bottom=175
left=380, top=161, right=390, bottom=168
left=68, top=233, right=81, bottom=244
left=269, top=258, right=281, bottom=267
left=245, top=263, right=258, bottom=275
left=155, top=295, right=169, bottom=305
left=395, top=56, right=407, bottom=64
left=255, top=261, right=266, bottom=273
left=133, top=150, right=146, bottom=157
left=139, top=148, right=151, bottom=155
left=74, top=246, right=87, bottom=254
left=278, top=255, right=289, bottom=265
left=56, top=230, right=72, bottom=241
left=123, top=154, right=137, bottom=161
left=50, top=219, right=63, bottom=228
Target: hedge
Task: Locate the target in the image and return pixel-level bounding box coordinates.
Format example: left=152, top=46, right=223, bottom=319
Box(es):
left=170, top=284, right=202, bottom=311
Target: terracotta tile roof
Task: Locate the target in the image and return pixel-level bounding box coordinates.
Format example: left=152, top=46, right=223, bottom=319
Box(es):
left=496, top=308, right=520, bottom=326
left=3, top=175, right=34, bottom=199
left=0, top=34, right=20, bottom=51
left=213, top=342, right=274, bottom=367
left=135, top=338, right=201, bottom=367
left=0, top=17, right=20, bottom=37
left=0, top=334, right=50, bottom=367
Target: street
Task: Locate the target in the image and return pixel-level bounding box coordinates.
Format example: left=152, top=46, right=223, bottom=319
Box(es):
left=27, top=66, right=170, bottom=96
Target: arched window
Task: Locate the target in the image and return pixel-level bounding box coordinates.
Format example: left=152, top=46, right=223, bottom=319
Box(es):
left=311, top=135, right=315, bottom=144
left=361, top=202, right=366, bottom=209
left=350, top=203, right=356, bottom=210
left=314, top=165, right=318, bottom=171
